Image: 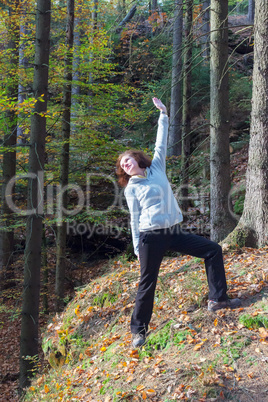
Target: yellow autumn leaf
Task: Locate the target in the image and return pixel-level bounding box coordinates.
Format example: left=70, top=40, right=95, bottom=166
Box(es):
left=137, top=384, right=145, bottom=391
left=146, top=389, right=156, bottom=396
left=74, top=305, right=80, bottom=316
left=44, top=384, right=50, bottom=393
left=100, top=346, right=106, bottom=352
left=214, top=318, right=218, bottom=326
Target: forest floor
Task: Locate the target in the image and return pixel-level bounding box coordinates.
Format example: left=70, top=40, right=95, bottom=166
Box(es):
left=9, top=245, right=268, bottom=402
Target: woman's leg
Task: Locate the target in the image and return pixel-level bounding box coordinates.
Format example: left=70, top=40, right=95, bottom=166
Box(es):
left=131, top=230, right=168, bottom=334
left=169, top=225, right=227, bottom=301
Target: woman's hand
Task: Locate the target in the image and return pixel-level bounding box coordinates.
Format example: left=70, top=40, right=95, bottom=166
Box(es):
left=152, top=97, right=167, bottom=115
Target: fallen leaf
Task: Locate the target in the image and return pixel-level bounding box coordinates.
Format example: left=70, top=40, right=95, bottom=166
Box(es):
left=137, top=384, right=145, bottom=391
left=44, top=384, right=50, bottom=394
left=146, top=389, right=156, bottom=396
left=126, top=376, right=133, bottom=383
left=142, top=391, right=147, bottom=399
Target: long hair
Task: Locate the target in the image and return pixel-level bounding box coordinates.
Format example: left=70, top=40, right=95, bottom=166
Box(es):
left=116, top=150, right=152, bottom=187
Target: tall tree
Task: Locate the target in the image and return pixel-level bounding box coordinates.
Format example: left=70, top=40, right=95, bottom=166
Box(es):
left=0, top=0, right=20, bottom=279
left=19, top=0, right=51, bottom=392
left=225, top=0, right=268, bottom=248
left=17, top=0, right=30, bottom=143
left=200, top=0, right=210, bottom=59
left=89, top=0, right=98, bottom=88
left=168, top=0, right=183, bottom=156
left=71, top=3, right=82, bottom=134
left=151, top=0, right=158, bottom=13
left=55, top=0, right=75, bottom=311
left=181, top=0, right=193, bottom=214
left=210, top=0, right=235, bottom=242
left=247, top=0, right=255, bottom=23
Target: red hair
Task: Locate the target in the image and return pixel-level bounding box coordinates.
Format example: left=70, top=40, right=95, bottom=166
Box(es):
left=116, top=150, right=152, bottom=187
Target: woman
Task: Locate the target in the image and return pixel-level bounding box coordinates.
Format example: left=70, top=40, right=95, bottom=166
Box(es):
left=116, top=98, right=241, bottom=348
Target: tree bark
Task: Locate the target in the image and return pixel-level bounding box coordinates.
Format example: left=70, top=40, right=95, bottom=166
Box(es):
left=89, top=0, right=98, bottom=88
left=117, top=4, right=137, bottom=29
left=168, top=0, right=183, bottom=156
left=224, top=0, right=268, bottom=248
left=181, top=0, right=193, bottom=214
left=247, top=0, right=255, bottom=23
left=210, top=0, right=236, bottom=242
left=71, top=11, right=81, bottom=134
left=200, top=0, right=210, bottom=59
left=17, top=1, right=30, bottom=144
left=151, top=0, right=158, bottom=13
left=0, top=0, right=20, bottom=280
left=55, top=0, right=75, bottom=312
left=19, top=0, right=51, bottom=392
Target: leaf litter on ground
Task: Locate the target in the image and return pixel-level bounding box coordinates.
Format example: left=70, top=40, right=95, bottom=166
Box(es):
left=18, top=246, right=268, bottom=402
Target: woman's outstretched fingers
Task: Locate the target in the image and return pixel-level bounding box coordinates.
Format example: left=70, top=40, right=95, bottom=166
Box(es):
left=152, top=97, right=167, bottom=114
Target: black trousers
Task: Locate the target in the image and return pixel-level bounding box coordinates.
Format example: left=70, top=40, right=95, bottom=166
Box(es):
left=131, top=224, right=227, bottom=335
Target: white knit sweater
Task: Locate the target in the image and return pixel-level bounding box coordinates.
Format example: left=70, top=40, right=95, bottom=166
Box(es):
left=124, top=113, right=183, bottom=256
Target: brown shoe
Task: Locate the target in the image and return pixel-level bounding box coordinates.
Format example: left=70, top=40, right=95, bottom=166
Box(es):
left=208, top=298, right=241, bottom=312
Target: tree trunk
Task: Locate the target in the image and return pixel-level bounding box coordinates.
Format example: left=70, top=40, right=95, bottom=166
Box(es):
left=19, top=0, right=51, bottom=392
left=0, top=1, right=20, bottom=280
left=181, top=0, right=193, bottom=215
left=224, top=0, right=268, bottom=248
left=117, top=4, right=137, bottom=29
left=89, top=0, right=98, bottom=87
left=168, top=0, right=183, bottom=156
left=17, top=2, right=30, bottom=144
left=55, top=0, right=75, bottom=312
left=200, top=0, right=210, bottom=59
left=247, top=0, right=255, bottom=23
left=152, top=0, right=158, bottom=13
left=71, top=8, right=82, bottom=134
left=210, top=0, right=236, bottom=242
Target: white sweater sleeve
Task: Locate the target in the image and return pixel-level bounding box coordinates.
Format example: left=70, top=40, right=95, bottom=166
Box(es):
left=152, top=113, right=169, bottom=171
left=125, top=186, right=141, bottom=256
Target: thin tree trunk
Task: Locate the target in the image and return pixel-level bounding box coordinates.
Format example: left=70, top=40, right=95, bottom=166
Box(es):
left=168, top=0, right=183, bottom=156
left=152, top=0, right=158, bottom=13
left=42, top=227, right=49, bottom=315
left=19, top=0, right=51, bottom=392
left=201, top=0, right=210, bottom=59
left=210, top=0, right=236, bottom=242
left=225, top=0, right=268, bottom=248
left=71, top=10, right=81, bottom=134
left=0, top=0, right=20, bottom=281
left=17, top=2, right=30, bottom=144
left=247, top=0, right=255, bottom=23
left=55, top=0, right=75, bottom=312
left=181, top=0, right=193, bottom=215
left=89, top=0, right=98, bottom=88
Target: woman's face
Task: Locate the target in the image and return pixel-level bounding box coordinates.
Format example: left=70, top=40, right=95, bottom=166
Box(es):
left=120, top=154, right=143, bottom=176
